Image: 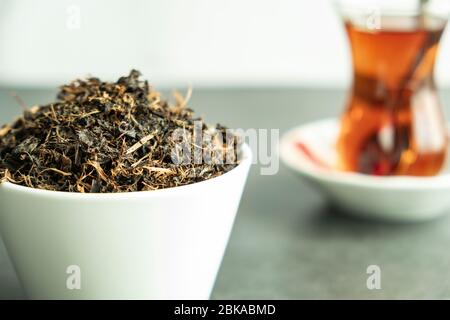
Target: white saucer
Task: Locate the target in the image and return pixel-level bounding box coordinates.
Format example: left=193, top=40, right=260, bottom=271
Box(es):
left=280, top=118, right=450, bottom=222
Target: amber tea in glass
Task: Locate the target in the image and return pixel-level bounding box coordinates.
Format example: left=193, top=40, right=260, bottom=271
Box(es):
left=337, top=6, right=449, bottom=176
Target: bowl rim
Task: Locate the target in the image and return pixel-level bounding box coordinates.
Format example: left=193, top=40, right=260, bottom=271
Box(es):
left=0, top=143, right=252, bottom=199
left=280, top=118, right=450, bottom=190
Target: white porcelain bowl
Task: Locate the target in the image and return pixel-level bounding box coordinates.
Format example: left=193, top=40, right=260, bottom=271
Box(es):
left=280, top=119, right=450, bottom=222
left=0, top=144, right=252, bottom=300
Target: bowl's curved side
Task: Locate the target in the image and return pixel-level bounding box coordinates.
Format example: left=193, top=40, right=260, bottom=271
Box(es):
left=313, top=175, right=450, bottom=222
left=0, top=144, right=252, bottom=299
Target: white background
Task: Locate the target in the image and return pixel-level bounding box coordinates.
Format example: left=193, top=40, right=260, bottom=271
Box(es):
left=1, top=0, right=450, bottom=88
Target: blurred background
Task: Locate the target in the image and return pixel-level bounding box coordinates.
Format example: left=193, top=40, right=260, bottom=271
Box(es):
left=0, top=0, right=448, bottom=88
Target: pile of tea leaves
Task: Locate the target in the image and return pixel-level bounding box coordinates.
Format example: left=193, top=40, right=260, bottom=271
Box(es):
left=0, top=70, right=239, bottom=192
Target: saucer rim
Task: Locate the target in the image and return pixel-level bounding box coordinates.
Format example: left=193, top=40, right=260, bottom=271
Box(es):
left=280, top=118, right=450, bottom=190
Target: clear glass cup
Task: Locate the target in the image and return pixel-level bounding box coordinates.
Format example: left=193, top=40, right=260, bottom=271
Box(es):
left=335, top=0, right=450, bottom=176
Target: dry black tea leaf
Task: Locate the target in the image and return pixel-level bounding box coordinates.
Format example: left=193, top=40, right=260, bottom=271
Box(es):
left=0, top=70, right=240, bottom=193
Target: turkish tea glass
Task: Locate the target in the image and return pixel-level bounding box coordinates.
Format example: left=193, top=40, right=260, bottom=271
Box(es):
left=336, top=0, right=450, bottom=176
